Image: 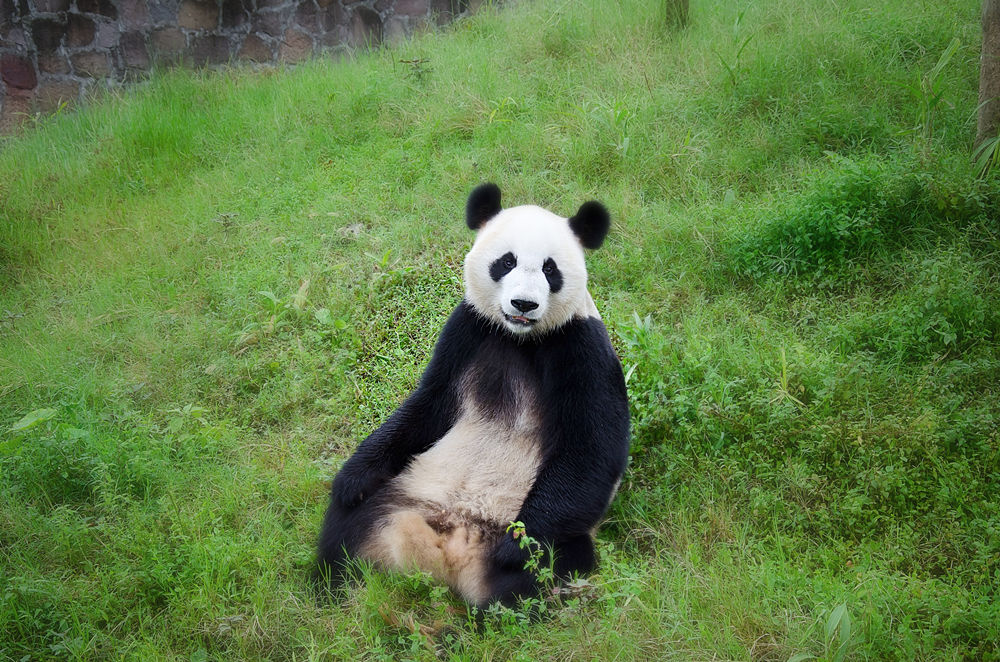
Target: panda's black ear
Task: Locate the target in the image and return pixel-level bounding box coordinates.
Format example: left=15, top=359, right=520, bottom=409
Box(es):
left=569, top=200, right=610, bottom=249
left=466, top=183, right=502, bottom=230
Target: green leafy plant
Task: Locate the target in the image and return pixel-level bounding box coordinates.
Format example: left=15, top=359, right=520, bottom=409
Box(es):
left=487, top=96, right=520, bottom=124
left=902, top=37, right=960, bottom=157
left=163, top=403, right=208, bottom=436
left=725, top=154, right=995, bottom=284
left=788, top=603, right=853, bottom=662
left=770, top=347, right=804, bottom=408
left=617, top=311, right=654, bottom=385
left=843, top=250, right=995, bottom=361
left=727, top=156, right=899, bottom=281
left=973, top=134, right=1000, bottom=178
left=8, top=407, right=59, bottom=434
left=398, top=57, right=432, bottom=82
left=506, top=520, right=556, bottom=590
left=714, top=5, right=754, bottom=88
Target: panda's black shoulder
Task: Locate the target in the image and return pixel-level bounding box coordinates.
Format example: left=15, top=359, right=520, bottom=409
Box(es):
left=533, top=314, right=630, bottom=461
left=539, top=315, right=623, bottom=374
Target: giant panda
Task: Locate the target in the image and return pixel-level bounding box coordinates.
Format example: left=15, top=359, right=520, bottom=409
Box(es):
left=317, top=183, right=630, bottom=606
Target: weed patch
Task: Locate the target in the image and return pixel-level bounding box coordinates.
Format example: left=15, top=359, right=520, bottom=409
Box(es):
left=841, top=248, right=999, bottom=360
left=725, top=154, right=997, bottom=284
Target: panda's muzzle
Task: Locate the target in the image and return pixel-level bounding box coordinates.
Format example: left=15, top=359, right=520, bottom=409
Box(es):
left=504, top=312, right=537, bottom=327
left=505, top=299, right=539, bottom=327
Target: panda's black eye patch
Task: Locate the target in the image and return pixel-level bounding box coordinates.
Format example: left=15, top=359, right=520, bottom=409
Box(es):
left=489, top=252, right=517, bottom=281
left=543, top=258, right=563, bottom=293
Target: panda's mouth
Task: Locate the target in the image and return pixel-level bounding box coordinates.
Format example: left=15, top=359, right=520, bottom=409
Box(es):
left=503, top=313, right=537, bottom=328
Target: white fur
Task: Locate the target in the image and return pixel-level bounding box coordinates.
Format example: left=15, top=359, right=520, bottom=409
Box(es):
left=394, top=405, right=542, bottom=523
left=464, top=205, right=594, bottom=335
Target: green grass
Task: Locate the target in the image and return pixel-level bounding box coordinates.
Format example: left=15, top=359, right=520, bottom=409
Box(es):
left=2, top=0, right=999, bottom=658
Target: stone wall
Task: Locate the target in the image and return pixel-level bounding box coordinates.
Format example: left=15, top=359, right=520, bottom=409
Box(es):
left=0, top=0, right=478, bottom=132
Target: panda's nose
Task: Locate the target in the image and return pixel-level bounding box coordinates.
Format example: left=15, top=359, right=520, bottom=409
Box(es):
left=511, top=299, right=539, bottom=313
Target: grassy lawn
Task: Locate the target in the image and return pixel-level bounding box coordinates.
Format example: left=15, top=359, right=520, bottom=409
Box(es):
left=2, top=0, right=998, bottom=659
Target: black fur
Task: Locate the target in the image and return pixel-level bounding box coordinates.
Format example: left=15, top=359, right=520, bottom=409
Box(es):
left=489, top=251, right=516, bottom=282
left=542, top=258, right=563, bottom=293
left=466, top=183, right=503, bottom=230
left=568, top=201, right=610, bottom=250
left=317, top=302, right=630, bottom=606
left=486, top=315, right=628, bottom=590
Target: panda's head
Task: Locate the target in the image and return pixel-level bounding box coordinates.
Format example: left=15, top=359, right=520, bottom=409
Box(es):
left=462, top=183, right=610, bottom=337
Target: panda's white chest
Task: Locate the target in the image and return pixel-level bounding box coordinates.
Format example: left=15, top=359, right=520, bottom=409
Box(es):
left=394, top=386, right=542, bottom=525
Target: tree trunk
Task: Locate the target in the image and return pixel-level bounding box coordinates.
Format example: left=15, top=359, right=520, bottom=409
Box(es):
left=977, top=0, right=1000, bottom=147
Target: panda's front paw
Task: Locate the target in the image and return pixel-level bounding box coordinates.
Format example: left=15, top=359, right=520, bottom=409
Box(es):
left=484, top=562, right=541, bottom=607
left=332, top=461, right=391, bottom=508
left=491, top=534, right=530, bottom=570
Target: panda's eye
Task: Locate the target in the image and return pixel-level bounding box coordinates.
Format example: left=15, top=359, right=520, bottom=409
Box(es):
left=489, top=252, right=518, bottom=282
left=542, top=258, right=563, bottom=292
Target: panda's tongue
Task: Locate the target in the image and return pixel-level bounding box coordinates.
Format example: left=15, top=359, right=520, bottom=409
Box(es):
left=511, top=315, right=530, bottom=323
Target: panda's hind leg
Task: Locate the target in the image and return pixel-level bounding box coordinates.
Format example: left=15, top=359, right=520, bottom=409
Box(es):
left=366, top=509, right=489, bottom=605
left=440, top=521, right=488, bottom=604
left=315, top=493, right=381, bottom=593
left=376, top=510, right=448, bottom=574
